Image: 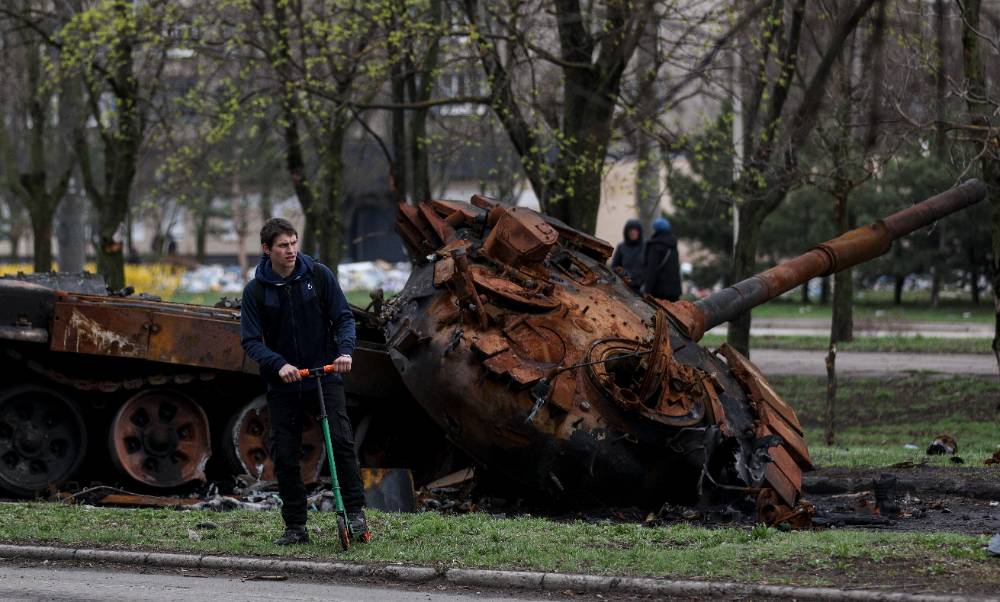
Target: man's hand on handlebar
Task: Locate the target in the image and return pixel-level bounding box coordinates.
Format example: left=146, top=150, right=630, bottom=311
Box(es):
left=279, top=363, right=302, bottom=383
left=332, top=354, right=352, bottom=374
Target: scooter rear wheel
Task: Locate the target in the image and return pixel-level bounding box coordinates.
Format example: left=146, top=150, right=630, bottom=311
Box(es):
left=336, top=515, right=351, bottom=551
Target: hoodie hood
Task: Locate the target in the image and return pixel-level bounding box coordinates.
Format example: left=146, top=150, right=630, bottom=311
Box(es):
left=255, top=251, right=314, bottom=287
left=622, top=219, right=643, bottom=246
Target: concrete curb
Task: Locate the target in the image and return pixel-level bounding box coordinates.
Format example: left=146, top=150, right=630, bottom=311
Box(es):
left=0, top=544, right=995, bottom=602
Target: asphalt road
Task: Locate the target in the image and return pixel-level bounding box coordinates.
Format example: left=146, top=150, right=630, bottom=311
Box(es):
left=750, top=349, right=996, bottom=376
left=0, top=564, right=550, bottom=602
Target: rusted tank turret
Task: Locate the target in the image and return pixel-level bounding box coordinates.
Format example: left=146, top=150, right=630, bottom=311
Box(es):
left=382, top=180, right=986, bottom=523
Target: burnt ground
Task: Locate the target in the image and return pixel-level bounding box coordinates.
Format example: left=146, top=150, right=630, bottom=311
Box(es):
left=803, top=465, right=1000, bottom=535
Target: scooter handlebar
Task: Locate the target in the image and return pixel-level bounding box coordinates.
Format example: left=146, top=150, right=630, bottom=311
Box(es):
left=298, top=365, right=335, bottom=378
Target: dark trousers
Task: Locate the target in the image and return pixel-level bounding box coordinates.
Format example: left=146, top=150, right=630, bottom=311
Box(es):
left=267, top=382, right=365, bottom=527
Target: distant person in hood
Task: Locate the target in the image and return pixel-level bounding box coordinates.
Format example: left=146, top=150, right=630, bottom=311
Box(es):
left=610, top=218, right=645, bottom=292
left=642, top=217, right=682, bottom=301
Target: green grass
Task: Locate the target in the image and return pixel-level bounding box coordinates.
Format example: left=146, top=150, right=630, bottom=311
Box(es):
left=771, top=374, right=1000, bottom=468
left=0, top=504, right=993, bottom=588
left=745, top=290, right=991, bottom=323
left=700, top=334, right=992, bottom=354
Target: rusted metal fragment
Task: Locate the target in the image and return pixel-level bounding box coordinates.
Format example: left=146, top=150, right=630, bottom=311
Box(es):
left=471, top=332, right=509, bottom=358
left=396, top=202, right=438, bottom=260
left=469, top=266, right=561, bottom=311
left=537, top=214, right=614, bottom=262
left=757, top=488, right=816, bottom=528
left=87, top=493, right=201, bottom=508
left=430, top=199, right=486, bottom=224
left=766, top=440, right=803, bottom=492
left=483, top=351, right=520, bottom=377
left=418, top=202, right=458, bottom=245
left=433, top=256, right=456, bottom=287
left=448, top=246, right=488, bottom=329
left=508, top=364, right=545, bottom=387
left=424, top=467, right=475, bottom=489
left=700, top=375, right=731, bottom=436
left=147, top=311, right=245, bottom=371
left=482, top=206, right=558, bottom=267
left=720, top=344, right=803, bottom=434
left=503, top=320, right=565, bottom=364
left=763, top=463, right=799, bottom=508
left=658, top=300, right=706, bottom=343
left=759, top=404, right=812, bottom=469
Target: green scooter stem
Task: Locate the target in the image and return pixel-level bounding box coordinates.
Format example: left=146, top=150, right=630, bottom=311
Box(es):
left=300, top=365, right=353, bottom=541
left=316, top=382, right=347, bottom=520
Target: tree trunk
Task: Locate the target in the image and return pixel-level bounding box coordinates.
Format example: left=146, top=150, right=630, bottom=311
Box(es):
left=29, top=204, right=54, bottom=272
left=930, top=265, right=942, bottom=307
left=893, top=274, right=904, bottom=305
left=231, top=151, right=249, bottom=280
left=56, top=189, right=86, bottom=273
left=831, top=192, right=853, bottom=341
left=634, top=15, right=661, bottom=233
left=547, top=100, right=616, bottom=233
left=409, top=102, right=432, bottom=203
left=195, top=204, right=209, bottom=265
left=800, top=281, right=810, bottom=304
left=389, top=57, right=408, bottom=202
left=824, top=341, right=837, bottom=445
left=820, top=275, right=831, bottom=305
left=970, top=268, right=980, bottom=305
left=725, top=205, right=764, bottom=357
left=316, top=120, right=347, bottom=267
left=832, top=270, right=854, bottom=342
left=4, top=198, right=27, bottom=262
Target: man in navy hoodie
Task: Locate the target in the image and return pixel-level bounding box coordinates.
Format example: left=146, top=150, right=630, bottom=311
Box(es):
left=240, top=218, right=367, bottom=545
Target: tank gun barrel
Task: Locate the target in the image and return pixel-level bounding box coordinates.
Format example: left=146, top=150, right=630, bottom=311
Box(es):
left=694, top=179, right=987, bottom=333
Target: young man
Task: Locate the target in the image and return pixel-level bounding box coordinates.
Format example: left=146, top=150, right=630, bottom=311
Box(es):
left=240, top=218, right=367, bottom=545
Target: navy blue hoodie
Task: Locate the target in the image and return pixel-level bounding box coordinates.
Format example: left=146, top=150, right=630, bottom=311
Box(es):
left=240, top=252, right=356, bottom=391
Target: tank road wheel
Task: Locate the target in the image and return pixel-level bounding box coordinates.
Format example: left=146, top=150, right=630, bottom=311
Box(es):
left=0, top=386, right=87, bottom=496
left=109, top=389, right=211, bottom=487
left=224, top=395, right=324, bottom=485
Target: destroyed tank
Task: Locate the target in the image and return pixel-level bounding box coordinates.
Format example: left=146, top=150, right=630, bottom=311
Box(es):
left=0, top=271, right=426, bottom=498
left=382, top=180, right=986, bottom=522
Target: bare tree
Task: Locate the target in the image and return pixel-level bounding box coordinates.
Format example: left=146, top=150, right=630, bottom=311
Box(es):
left=722, top=0, right=880, bottom=356
left=0, top=3, right=80, bottom=272
left=957, top=0, right=1000, bottom=371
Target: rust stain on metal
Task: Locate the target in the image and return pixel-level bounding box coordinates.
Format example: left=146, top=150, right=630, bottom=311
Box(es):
left=59, top=305, right=143, bottom=357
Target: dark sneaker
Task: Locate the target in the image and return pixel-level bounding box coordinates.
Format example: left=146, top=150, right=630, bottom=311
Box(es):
left=274, top=525, right=310, bottom=545
left=347, top=510, right=371, bottom=542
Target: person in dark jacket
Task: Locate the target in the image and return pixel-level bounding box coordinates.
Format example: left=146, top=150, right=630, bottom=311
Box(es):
left=610, top=218, right=645, bottom=292
left=642, top=217, right=682, bottom=301
left=240, top=218, right=367, bottom=545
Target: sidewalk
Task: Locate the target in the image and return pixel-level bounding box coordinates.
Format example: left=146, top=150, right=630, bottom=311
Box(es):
left=0, top=543, right=991, bottom=602
left=750, top=349, right=995, bottom=376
